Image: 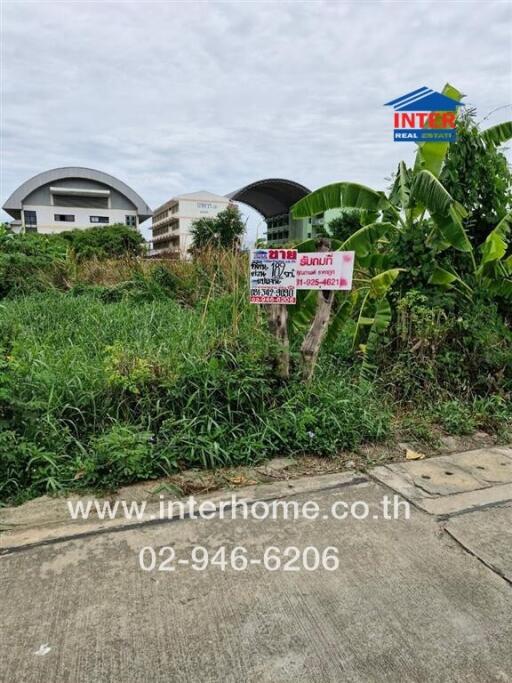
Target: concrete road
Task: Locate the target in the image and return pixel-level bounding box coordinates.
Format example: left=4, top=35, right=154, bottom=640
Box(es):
left=1, top=477, right=511, bottom=682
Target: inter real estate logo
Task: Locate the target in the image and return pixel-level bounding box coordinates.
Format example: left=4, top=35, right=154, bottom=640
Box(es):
left=384, top=86, right=464, bottom=142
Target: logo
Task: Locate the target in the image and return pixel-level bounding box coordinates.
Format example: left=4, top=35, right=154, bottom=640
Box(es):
left=384, top=86, right=464, bottom=142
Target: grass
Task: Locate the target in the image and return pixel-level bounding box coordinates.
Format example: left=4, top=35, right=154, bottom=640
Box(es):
left=0, top=289, right=391, bottom=503
left=0, top=244, right=510, bottom=505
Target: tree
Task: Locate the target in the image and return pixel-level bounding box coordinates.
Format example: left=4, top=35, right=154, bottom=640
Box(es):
left=60, top=224, right=145, bottom=261
left=290, top=84, right=512, bottom=379
left=326, top=210, right=362, bottom=243
left=441, top=108, right=512, bottom=246
left=190, top=204, right=245, bottom=251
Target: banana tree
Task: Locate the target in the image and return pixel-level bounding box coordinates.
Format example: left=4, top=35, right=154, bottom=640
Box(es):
left=290, top=84, right=512, bottom=376
left=430, top=212, right=512, bottom=301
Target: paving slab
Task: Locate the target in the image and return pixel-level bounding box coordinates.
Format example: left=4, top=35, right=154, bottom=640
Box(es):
left=388, top=457, right=487, bottom=496
left=372, top=447, right=512, bottom=516
left=419, top=483, right=512, bottom=517
left=445, top=503, right=512, bottom=583
left=451, top=449, right=512, bottom=484
left=1, top=481, right=512, bottom=682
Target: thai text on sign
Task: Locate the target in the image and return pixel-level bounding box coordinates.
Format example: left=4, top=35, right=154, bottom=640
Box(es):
left=250, top=249, right=297, bottom=304
left=296, top=251, right=355, bottom=290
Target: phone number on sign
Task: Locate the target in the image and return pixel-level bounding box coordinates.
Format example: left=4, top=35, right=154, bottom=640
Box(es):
left=138, top=545, right=339, bottom=572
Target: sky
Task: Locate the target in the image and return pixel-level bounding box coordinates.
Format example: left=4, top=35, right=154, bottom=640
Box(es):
left=1, top=0, right=511, bottom=243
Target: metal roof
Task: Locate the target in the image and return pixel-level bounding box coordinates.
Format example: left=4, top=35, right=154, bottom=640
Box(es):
left=2, top=166, right=153, bottom=221
left=226, top=178, right=311, bottom=219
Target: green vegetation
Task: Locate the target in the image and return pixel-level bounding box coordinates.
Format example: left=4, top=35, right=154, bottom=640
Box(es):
left=60, top=223, right=146, bottom=261
left=1, top=89, right=511, bottom=504
left=326, top=210, right=362, bottom=243
left=292, top=85, right=512, bottom=379
left=0, top=289, right=390, bottom=502
left=190, top=204, right=245, bottom=251
left=0, top=223, right=145, bottom=298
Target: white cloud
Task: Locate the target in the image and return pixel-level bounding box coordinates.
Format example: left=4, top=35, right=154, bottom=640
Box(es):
left=1, top=0, right=511, bottom=242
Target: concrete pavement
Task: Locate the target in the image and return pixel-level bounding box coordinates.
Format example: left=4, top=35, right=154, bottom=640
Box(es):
left=1, top=450, right=512, bottom=682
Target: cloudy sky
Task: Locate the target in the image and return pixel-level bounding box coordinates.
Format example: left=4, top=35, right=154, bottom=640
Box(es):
left=1, top=0, right=511, bottom=242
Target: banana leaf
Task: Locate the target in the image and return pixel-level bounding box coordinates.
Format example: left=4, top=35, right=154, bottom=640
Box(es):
left=368, top=268, right=402, bottom=298
left=480, top=212, right=512, bottom=265
left=481, top=121, right=512, bottom=147
left=413, top=83, right=464, bottom=177
left=413, top=170, right=472, bottom=253
left=291, top=182, right=386, bottom=219
left=340, top=221, right=397, bottom=257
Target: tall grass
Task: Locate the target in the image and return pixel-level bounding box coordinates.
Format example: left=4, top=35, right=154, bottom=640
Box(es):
left=0, top=286, right=390, bottom=503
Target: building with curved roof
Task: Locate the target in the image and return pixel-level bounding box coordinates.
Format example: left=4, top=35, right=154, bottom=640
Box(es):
left=3, top=167, right=152, bottom=234
left=227, top=178, right=313, bottom=244
left=226, top=178, right=311, bottom=219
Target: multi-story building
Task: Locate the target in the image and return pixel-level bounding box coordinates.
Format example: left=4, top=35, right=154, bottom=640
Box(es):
left=2, top=167, right=152, bottom=234
left=150, top=191, right=231, bottom=257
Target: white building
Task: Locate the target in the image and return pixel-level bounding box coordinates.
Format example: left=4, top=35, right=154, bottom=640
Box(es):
left=151, top=191, right=232, bottom=257
left=2, top=167, right=152, bottom=234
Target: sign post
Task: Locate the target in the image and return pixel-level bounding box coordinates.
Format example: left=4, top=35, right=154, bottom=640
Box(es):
left=249, top=243, right=356, bottom=380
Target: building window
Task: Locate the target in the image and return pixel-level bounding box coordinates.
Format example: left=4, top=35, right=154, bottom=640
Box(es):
left=54, top=214, right=75, bottom=222
left=24, top=210, right=37, bottom=228
left=90, top=216, right=109, bottom=224
left=126, top=215, right=137, bottom=227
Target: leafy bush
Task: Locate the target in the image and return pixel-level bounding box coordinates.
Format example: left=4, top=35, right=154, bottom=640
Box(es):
left=326, top=210, right=362, bottom=243
left=441, top=108, right=512, bottom=245
left=0, top=225, right=146, bottom=299
left=0, top=228, right=70, bottom=298
left=380, top=291, right=512, bottom=400
left=75, top=425, right=155, bottom=488
left=61, top=224, right=145, bottom=261
left=0, top=430, right=65, bottom=502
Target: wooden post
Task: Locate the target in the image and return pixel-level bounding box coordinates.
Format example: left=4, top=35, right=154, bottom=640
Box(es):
left=268, top=303, right=289, bottom=379
left=300, top=238, right=334, bottom=382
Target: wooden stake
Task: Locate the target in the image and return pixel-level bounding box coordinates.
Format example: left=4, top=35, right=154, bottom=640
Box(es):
left=300, top=238, right=335, bottom=382
left=268, top=303, right=289, bottom=379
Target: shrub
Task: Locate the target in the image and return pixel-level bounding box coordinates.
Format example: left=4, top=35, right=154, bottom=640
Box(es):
left=0, top=230, right=70, bottom=298
left=75, top=425, right=155, bottom=488
left=381, top=291, right=512, bottom=400
left=61, top=224, right=146, bottom=261
left=0, top=428, right=73, bottom=502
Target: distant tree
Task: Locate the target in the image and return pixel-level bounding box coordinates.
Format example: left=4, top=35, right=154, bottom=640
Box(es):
left=441, top=108, right=512, bottom=245
left=326, top=210, right=362, bottom=243
left=60, top=224, right=145, bottom=261
left=190, top=204, right=245, bottom=251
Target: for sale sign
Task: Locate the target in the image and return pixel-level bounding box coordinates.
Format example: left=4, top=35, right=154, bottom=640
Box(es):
left=296, top=251, right=355, bottom=290
left=250, top=249, right=297, bottom=304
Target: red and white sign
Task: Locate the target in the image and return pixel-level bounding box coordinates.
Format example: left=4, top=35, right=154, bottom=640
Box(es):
left=250, top=249, right=298, bottom=304
left=296, top=251, right=355, bottom=290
